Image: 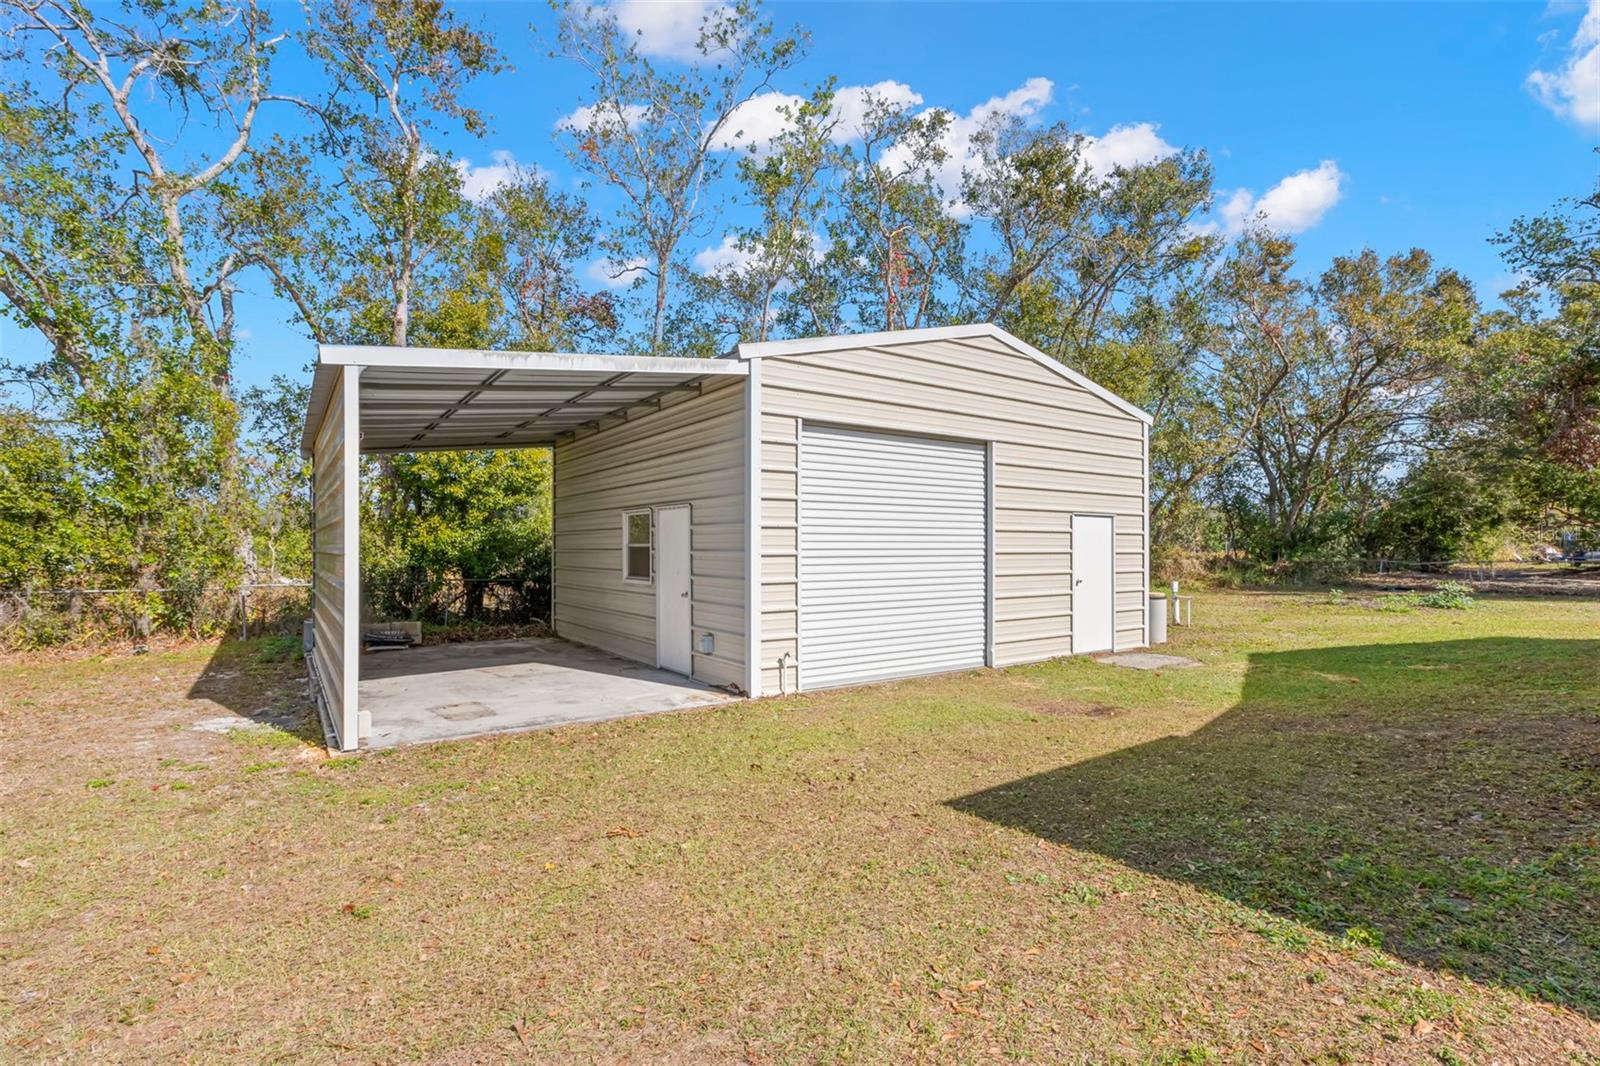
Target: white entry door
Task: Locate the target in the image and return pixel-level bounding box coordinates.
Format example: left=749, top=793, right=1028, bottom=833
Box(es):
left=1071, top=514, right=1115, bottom=654
left=654, top=505, right=692, bottom=674
left=799, top=424, right=988, bottom=689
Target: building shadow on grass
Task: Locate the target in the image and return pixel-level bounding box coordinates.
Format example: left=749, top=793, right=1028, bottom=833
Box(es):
left=948, top=637, right=1600, bottom=1015
left=184, top=633, right=323, bottom=745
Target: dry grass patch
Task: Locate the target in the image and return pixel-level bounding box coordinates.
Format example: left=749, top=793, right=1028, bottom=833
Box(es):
left=1, top=592, right=1598, bottom=1062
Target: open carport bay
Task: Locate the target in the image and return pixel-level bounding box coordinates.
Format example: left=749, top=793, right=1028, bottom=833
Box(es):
left=357, top=636, right=734, bottom=749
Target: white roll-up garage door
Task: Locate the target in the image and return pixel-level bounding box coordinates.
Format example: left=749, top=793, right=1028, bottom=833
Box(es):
left=799, top=424, right=988, bottom=689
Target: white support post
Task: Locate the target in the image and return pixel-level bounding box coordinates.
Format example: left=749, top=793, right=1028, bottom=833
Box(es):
left=342, top=365, right=364, bottom=748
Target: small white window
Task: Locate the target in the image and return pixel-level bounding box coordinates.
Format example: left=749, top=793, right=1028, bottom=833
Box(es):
left=623, top=509, right=652, bottom=582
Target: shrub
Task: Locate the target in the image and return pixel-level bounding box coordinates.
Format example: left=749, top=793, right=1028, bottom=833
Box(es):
left=1415, top=581, right=1475, bottom=610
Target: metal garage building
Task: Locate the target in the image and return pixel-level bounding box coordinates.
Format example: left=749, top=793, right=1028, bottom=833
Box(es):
left=301, top=324, right=1151, bottom=751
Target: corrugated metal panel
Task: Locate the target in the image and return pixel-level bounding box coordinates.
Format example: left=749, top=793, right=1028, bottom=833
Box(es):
left=309, top=365, right=361, bottom=750
left=798, top=425, right=987, bottom=689
left=308, top=354, right=744, bottom=455
left=758, top=334, right=1148, bottom=690
left=552, top=377, right=746, bottom=689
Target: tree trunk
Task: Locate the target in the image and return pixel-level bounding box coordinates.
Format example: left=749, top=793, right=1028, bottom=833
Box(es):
left=651, top=260, right=670, bottom=354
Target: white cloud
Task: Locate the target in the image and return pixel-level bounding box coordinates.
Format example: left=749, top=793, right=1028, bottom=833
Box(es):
left=584, top=256, right=648, bottom=288
left=828, top=81, right=924, bottom=141
left=1204, top=160, right=1346, bottom=237
left=1080, top=122, right=1178, bottom=177
left=611, top=0, right=729, bottom=62
left=556, top=101, right=649, bottom=132
left=714, top=92, right=805, bottom=152
left=1527, top=0, right=1600, bottom=128
left=691, top=234, right=755, bottom=274
left=882, top=76, right=1056, bottom=216
left=711, top=74, right=1177, bottom=220
left=1215, top=187, right=1258, bottom=235
left=691, top=229, right=826, bottom=278
left=1253, top=160, right=1346, bottom=232
left=712, top=80, right=925, bottom=153
left=453, top=150, right=544, bottom=202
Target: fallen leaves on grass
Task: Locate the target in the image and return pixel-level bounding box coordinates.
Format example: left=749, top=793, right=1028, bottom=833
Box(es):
left=1024, top=698, right=1125, bottom=718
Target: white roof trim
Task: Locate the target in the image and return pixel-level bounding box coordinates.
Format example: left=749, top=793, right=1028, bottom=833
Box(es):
left=318, top=344, right=748, bottom=376
left=736, top=324, right=1152, bottom=425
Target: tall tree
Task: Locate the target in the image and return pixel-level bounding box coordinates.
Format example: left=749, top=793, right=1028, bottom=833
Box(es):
left=0, top=0, right=301, bottom=368
left=1448, top=168, right=1600, bottom=532
left=692, top=86, right=836, bottom=348
left=1213, top=234, right=1475, bottom=558
left=1109, top=286, right=1230, bottom=549
left=239, top=375, right=311, bottom=579
left=821, top=93, right=963, bottom=332
left=259, top=0, right=503, bottom=348
left=0, top=0, right=306, bottom=606
left=479, top=169, right=618, bottom=351
left=964, top=120, right=1216, bottom=364
left=553, top=0, right=804, bottom=353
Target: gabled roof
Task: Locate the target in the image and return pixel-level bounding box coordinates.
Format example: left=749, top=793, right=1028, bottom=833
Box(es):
left=735, top=323, right=1153, bottom=425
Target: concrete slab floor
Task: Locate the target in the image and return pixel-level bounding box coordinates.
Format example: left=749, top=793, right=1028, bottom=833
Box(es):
left=358, top=636, right=736, bottom=750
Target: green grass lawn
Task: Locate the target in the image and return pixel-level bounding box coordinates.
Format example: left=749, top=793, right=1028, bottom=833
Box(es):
left=2, top=591, right=1597, bottom=1062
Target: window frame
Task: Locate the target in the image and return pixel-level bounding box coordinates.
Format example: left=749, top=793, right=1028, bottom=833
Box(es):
left=621, top=508, right=654, bottom=584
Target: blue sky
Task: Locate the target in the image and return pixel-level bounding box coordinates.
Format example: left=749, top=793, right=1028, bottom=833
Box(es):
left=3, top=0, right=1598, bottom=395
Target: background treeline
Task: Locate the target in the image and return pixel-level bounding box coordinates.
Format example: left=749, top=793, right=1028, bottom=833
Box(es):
left=0, top=0, right=1596, bottom=642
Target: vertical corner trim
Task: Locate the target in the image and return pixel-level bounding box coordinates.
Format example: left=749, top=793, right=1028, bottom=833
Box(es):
left=985, top=439, right=996, bottom=668
left=1142, top=418, right=1151, bottom=649
left=743, top=359, right=763, bottom=697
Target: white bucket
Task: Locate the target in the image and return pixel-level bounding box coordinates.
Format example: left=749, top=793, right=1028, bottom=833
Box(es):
left=1148, top=593, right=1169, bottom=645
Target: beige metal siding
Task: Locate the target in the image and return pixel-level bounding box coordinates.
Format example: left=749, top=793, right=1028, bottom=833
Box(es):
left=553, top=376, right=746, bottom=689
left=758, top=334, right=1148, bottom=692
left=310, top=365, right=361, bottom=749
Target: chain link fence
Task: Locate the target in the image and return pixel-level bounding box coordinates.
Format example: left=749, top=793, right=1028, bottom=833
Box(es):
left=1169, top=553, right=1596, bottom=589
left=0, top=570, right=553, bottom=651
left=0, top=582, right=312, bottom=651
left=362, top=573, right=551, bottom=629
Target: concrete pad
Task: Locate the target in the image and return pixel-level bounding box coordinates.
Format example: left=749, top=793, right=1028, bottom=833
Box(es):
left=1094, top=652, right=1202, bottom=671
left=359, top=636, right=735, bottom=750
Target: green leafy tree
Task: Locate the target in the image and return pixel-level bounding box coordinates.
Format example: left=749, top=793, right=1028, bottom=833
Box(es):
left=692, top=86, right=836, bottom=348
left=252, top=0, right=504, bottom=347
left=820, top=93, right=962, bottom=332
left=1212, top=234, right=1476, bottom=558
left=0, top=0, right=307, bottom=613
left=362, top=447, right=552, bottom=621
left=970, top=127, right=1216, bottom=364
left=0, top=409, right=86, bottom=587
left=1366, top=457, right=1510, bottom=566
left=479, top=169, right=618, bottom=350
left=240, top=375, right=311, bottom=579
left=553, top=0, right=805, bottom=352
left=1450, top=171, right=1600, bottom=533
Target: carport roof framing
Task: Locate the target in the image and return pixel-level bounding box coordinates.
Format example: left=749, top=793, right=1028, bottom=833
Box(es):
left=300, top=345, right=748, bottom=456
